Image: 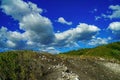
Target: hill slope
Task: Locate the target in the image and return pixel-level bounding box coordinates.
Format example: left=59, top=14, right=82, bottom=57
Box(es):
left=62, top=42, right=120, bottom=61
left=0, top=42, right=120, bottom=80
left=0, top=51, right=80, bottom=80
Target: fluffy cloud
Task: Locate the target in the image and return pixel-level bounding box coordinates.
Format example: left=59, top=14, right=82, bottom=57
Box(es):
left=20, top=13, right=55, bottom=44
left=54, top=23, right=100, bottom=47
left=6, top=40, right=16, bottom=48
left=57, top=17, right=72, bottom=25
left=108, top=5, right=120, bottom=19
left=0, top=0, right=101, bottom=53
left=0, top=27, right=25, bottom=50
left=108, top=22, right=120, bottom=39
left=88, top=37, right=112, bottom=46
left=102, top=5, right=120, bottom=19
left=108, top=22, right=120, bottom=32
left=1, top=0, right=55, bottom=46
left=1, top=0, right=43, bottom=20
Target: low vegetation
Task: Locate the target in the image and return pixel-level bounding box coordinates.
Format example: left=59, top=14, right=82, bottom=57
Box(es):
left=0, top=50, right=43, bottom=80
left=61, top=42, right=120, bottom=61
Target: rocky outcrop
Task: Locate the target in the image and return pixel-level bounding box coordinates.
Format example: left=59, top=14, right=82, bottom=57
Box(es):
left=42, top=64, right=79, bottom=80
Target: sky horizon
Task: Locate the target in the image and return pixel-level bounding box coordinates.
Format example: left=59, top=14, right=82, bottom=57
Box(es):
left=0, top=0, right=120, bottom=53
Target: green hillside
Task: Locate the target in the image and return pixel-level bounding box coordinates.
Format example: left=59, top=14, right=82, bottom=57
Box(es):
left=0, top=50, right=44, bottom=80
left=61, top=42, right=120, bottom=61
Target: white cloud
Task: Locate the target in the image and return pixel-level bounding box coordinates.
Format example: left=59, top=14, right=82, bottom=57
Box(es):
left=20, top=13, right=52, bottom=31
left=0, top=26, right=25, bottom=49
left=108, top=22, right=120, bottom=39
left=57, top=17, right=72, bottom=25
left=20, top=13, right=55, bottom=44
left=54, top=23, right=100, bottom=47
left=108, top=5, right=120, bottom=19
left=101, top=5, right=120, bottom=19
left=108, top=22, right=120, bottom=32
left=1, top=0, right=55, bottom=46
left=1, top=0, right=43, bottom=20
left=8, top=31, right=23, bottom=41
left=0, top=0, right=101, bottom=53
left=40, top=47, right=60, bottom=54
left=88, top=37, right=111, bottom=46
left=6, top=40, right=16, bottom=48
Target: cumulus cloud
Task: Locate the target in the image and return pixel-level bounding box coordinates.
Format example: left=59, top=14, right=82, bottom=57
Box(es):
left=108, top=22, right=120, bottom=32
left=0, top=26, right=26, bottom=50
left=108, top=22, right=120, bottom=39
left=1, top=0, right=43, bottom=20
left=54, top=23, right=100, bottom=47
left=57, top=17, right=72, bottom=25
left=108, top=5, right=120, bottom=19
left=20, top=13, right=55, bottom=44
left=102, top=5, right=120, bottom=19
left=1, top=0, right=55, bottom=47
left=0, top=0, right=101, bottom=53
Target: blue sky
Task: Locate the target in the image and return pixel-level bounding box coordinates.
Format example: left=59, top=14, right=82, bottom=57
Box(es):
left=0, top=0, right=120, bottom=53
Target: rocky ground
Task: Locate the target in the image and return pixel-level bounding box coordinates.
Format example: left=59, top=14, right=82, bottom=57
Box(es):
left=36, top=53, right=120, bottom=80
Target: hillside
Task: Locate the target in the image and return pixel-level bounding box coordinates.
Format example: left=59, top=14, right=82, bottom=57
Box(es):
left=0, top=42, right=120, bottom=80
left=61, top=42, right=120, bottom=61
